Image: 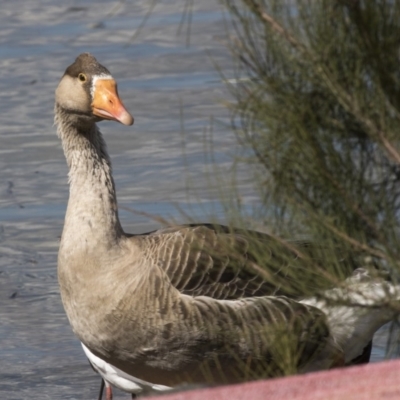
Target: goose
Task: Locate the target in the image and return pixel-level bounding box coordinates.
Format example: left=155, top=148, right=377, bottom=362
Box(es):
left=55, top=54, right=399, bottom=399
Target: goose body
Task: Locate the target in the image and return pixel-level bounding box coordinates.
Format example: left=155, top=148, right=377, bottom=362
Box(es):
left=55, top=54, right=399, bottom=397
left=85, top=270, right=399, bottom=398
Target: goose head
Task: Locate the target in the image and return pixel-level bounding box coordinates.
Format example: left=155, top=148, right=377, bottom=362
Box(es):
left=55, top=53, right=134, bottom=126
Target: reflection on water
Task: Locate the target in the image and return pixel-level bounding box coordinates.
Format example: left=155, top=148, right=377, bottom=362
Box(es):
left=0, top=1, right=390, bottom=399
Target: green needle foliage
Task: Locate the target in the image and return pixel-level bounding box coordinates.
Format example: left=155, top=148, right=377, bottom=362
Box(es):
left=220, top=0, right=400, bottom=288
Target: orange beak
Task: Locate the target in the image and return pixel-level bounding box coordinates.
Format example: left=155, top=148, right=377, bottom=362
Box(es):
left=91, top=79, right=134, bottom=126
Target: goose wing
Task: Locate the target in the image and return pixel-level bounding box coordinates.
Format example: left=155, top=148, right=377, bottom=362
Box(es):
left=122, top=223, right=342, bottom=378
left=131, top=223, right=330, bottom=300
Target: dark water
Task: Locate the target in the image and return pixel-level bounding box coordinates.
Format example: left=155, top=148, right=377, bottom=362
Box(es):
left=0, top=1, right=389, bottom=399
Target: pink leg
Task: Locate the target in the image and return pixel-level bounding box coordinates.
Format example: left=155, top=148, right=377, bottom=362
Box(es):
left=105, top=382, right=113, bottom=400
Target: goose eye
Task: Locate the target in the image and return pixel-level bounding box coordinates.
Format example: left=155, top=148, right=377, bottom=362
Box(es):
left=78, top=73, right=87, bottom=82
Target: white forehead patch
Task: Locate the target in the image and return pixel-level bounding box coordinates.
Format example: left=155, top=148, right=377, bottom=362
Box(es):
left=91, top=73, right=113, bottom=96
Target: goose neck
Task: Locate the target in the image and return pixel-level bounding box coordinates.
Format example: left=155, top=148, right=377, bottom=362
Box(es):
left=56, top=110, right=123, bottom=249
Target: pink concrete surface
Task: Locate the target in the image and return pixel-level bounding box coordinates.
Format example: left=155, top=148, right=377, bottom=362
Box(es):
left=149, top=359, right=400, bottom=400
